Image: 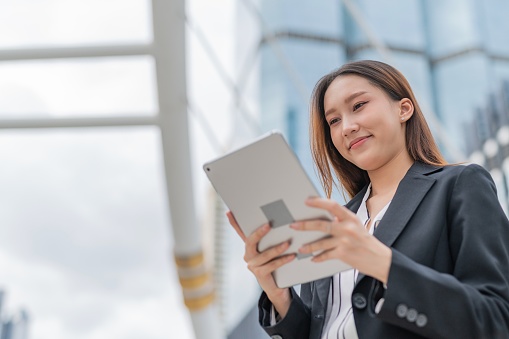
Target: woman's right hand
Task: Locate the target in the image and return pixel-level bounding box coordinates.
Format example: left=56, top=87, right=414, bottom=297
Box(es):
left=226, top=211, right=296, bottom=318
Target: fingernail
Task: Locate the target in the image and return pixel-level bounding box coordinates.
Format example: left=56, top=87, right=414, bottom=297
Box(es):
left=299, top=245, right=308, bottom=253
left=290, top=222, right=301, bottom=229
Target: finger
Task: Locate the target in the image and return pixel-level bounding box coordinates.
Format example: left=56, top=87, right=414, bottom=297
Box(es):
left=244, top=223, right=271, bottom=258
left=250, top=253, right=296, bottom=276
left=311, top=248, right=336, bottom=263
left=298, top=236, right=337, bottom=254
left=290, top=219, right=330, bottom=233
left=226, top=211, right=247, bottom=242
left=305, top=197, right=355, bottom=221
left=264, top=253, right=296, bottom=273
left=250, top=240, right=291, bottom=267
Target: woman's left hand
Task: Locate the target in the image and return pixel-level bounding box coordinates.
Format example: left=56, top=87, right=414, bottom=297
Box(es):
left=290, top=197, right=392, bottom=284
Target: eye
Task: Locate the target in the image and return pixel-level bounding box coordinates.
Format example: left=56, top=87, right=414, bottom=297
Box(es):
left=328, top=117, right=341, bottom=126
left=353, top=101, right=367, bottom=112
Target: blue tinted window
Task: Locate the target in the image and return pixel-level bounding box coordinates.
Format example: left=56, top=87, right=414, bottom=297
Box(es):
left=261, top=0, right=342, bottom=36
left=425, top=0, right=481, bottom=57
left=346, top=0, right=425, bottom=50
left=481, top=0, right=509, bottom=54
left=433, top=53, right=491, bottom=151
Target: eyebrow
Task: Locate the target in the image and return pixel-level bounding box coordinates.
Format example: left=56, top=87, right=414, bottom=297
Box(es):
left=345, top=91, right=368, bottom=104
left=324, top=91, right=368, bottom=117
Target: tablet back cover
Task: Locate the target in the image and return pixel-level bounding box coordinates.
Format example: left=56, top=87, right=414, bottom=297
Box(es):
left=203, top=131, right=350, bottom=287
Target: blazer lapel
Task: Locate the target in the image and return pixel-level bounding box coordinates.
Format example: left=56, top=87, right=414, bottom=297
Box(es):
left=356, top=161, right=439, bottom=283
left=374, top=162, right=438, bottom=247
left=345, top=184, right=368, bottom=213
left=315, top=277, right=332, bottom=310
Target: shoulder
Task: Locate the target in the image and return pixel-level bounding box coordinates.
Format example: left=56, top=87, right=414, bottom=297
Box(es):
left=440, top=163, right=489, bottom=176
left=424, top=163, right=494, bottom=187
left=406, top=162, right=498, bottom=204
left=439, top=164, right=501, bottom=213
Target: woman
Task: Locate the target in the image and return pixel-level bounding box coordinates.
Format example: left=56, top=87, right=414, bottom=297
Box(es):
left=227, top=60, right=509, bottom=338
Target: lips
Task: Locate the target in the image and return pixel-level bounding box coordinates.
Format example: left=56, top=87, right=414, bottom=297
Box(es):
left=349, top=136, right=371, bottom=150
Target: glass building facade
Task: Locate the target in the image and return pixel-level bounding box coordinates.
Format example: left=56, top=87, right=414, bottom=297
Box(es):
left=256, top=0, right=509, bottom=206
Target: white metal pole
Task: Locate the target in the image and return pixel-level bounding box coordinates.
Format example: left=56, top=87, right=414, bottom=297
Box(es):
left=151, top=0, right=223, bottom=338
left=0, top=44, right=153, bottom=61
left=0, top=116, right=157, bottom=129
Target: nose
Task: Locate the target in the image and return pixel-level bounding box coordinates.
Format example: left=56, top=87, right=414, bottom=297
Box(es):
left=342, top=115, right=358, bottom=137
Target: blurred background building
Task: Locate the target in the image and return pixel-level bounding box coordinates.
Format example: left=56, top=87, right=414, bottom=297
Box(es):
left=0, top=290, right=30, bottom=339
left=1, top=1, right=509, bottom=339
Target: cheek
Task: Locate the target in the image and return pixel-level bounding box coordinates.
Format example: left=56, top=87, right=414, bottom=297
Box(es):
left=329, top=129, right=341, bottom=147
left=386, top=120, right=406, bottom=141
left=330, top=133, right=348, bottom=158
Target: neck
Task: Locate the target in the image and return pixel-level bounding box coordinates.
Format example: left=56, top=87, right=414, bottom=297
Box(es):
left=367, top=151, right=414, bottom=197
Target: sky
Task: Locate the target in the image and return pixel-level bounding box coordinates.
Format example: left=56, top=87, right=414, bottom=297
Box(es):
left=0, top=0, right=248, bottom=338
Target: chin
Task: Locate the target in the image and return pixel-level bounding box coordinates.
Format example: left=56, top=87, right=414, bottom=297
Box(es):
left=349, top=155, right=382, bottom=172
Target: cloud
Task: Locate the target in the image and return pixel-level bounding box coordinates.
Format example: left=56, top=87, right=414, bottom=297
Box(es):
left=0, top=129, right=193, bottom=339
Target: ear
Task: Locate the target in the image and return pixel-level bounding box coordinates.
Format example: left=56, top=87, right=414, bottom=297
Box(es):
left=399, top=98, right=414, bottom=123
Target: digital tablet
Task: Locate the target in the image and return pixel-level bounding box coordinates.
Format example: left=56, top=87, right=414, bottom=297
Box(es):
left=203, top=131, right=351, bottom=288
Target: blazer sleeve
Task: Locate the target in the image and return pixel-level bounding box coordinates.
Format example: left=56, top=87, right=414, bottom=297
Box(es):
left=258, top=287, right=312, bottom=338
left=376, top=164, right=509, bottom=339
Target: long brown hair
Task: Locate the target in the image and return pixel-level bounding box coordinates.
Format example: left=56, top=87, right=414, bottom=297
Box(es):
left=310, top=60, right=447, bottom=199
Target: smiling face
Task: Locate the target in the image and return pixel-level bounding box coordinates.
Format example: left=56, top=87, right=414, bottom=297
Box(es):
left=323, top=74, right=413, bottom=172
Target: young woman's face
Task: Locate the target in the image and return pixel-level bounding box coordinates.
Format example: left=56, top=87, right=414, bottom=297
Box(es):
left=323, top=75, right=412, bottom=171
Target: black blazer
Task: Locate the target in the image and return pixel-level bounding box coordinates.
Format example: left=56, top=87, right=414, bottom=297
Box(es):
left=259, top=162, right=509, bottom=339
